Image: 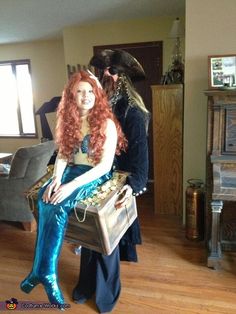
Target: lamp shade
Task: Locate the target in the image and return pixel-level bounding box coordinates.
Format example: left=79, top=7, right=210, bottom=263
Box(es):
left=169, top=17, right=185, bottom=38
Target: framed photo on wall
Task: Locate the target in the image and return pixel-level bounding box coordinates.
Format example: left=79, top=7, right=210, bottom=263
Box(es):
left=208, top=54, right=236, bottom=89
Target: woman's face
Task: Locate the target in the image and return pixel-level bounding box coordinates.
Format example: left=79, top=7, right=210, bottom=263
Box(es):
left=76, top=81, right=95, bottom=116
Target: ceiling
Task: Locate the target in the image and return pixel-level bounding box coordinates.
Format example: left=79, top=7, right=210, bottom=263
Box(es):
left=0, top=0, right=185, bottom=45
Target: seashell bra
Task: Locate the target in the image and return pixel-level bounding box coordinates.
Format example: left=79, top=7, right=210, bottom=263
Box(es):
left=74, top=134, right=90, bottom=155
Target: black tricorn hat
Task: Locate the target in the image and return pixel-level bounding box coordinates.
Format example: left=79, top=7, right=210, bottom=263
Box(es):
left=89, top=49, right=145, bottom=81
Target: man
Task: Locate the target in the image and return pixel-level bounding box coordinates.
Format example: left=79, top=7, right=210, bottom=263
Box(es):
left=90, top=49, right=149, bottom=261
left=72, top=49, right=149, bottom=313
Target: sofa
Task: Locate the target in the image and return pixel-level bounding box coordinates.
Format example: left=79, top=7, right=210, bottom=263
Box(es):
left=0, top=141, right=55, bottom=231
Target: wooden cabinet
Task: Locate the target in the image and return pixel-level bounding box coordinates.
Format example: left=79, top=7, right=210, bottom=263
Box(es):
left=205, top=89, right=236, bottom=269
left=151, top=84, right=183, bottom=215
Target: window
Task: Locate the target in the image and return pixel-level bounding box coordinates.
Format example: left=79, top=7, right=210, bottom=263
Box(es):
left=0, top=59, right=36, bottom=137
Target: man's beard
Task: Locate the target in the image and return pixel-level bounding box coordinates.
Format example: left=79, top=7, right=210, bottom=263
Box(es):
left=101, top=75, right=117, bottom=100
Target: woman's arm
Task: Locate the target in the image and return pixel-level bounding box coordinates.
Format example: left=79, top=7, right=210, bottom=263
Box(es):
left=53, top=156, right=68, bottom=181
left=42, top=156, right=67, bottom=203
left=49, top=119, right=117, bottom=204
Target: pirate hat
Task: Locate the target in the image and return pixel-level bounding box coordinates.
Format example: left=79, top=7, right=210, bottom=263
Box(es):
left=89, top=49, right=145, bottom=81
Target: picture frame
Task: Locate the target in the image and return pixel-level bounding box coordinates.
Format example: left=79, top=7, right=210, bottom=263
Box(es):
left=208, top=54, right=236, bottom=89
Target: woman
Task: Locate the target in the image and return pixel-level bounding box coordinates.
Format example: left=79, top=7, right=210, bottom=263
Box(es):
left=20, top=70, right=126, bottom=309
left=72, top=50, right=149, bottom=313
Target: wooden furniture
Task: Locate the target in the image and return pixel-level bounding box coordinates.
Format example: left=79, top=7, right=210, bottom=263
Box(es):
left=205, top=89, right=236, bottom=269
left=0, top=153, right=12, bottom=163
left=151, top=84, right=183, bottom=215
left=0, top=153, right=12, bottom=176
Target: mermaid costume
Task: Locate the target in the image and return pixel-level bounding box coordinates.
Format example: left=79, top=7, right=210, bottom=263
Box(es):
left=20, top=136, right=112, bottom=308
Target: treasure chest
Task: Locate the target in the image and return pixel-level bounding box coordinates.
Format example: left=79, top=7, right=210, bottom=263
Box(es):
left=25, top=170, right=137, bottom=255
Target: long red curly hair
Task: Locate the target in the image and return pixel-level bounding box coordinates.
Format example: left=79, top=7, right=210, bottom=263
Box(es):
left=55, top=70, right=127, bottom=164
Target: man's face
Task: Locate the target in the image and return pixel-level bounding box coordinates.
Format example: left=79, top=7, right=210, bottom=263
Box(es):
left=103, top=67, right=119, bottom=82
left=101, top=67, right=119, bottom=99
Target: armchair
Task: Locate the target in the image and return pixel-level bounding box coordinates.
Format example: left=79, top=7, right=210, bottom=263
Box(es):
left=0, top=141, right=55, bottom=231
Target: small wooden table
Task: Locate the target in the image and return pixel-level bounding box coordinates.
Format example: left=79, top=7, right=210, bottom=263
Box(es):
left=0, top=153, right=12, bottom=163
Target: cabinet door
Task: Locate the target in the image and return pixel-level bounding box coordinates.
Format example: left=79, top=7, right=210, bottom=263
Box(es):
left=151, top=84, right=183, bottom=215
left=224, top=108, right=236, bottom=153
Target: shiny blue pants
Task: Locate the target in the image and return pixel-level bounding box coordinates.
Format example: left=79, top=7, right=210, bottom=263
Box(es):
left=20, top=165, right=111, bottom=307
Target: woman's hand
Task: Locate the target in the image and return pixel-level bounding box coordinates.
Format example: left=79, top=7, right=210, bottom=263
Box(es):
left=42, top=177, right=61, bottom=203
left=47, top=181, right=77, bottom=205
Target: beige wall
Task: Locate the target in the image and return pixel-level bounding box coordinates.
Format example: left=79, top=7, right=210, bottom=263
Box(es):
left=63, top=16, right=185, bottom=74
left=184, top=0, right=236, bottom=220
left=0, top=15, right=185, bottom=156
left=0, top=39, right=66, bottom=152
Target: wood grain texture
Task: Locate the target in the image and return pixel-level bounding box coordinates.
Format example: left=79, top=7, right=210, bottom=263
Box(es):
left=204, top=90, right=236, bottom=256
left=66, top=196, right=137, bottom=255
left=151, top=85, right=183, bottom=215
left=0, top=194, right=236, bottom=313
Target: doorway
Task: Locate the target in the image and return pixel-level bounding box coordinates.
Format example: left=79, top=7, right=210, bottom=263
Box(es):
left=93, top=41, right=163, bottom=183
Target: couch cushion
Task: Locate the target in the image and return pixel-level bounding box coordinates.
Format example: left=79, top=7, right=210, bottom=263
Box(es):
left=9, top=141, right=55, bottom=179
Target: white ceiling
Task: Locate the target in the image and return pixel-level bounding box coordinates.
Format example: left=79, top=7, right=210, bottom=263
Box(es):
left=0, top=0, right=185, bottom=45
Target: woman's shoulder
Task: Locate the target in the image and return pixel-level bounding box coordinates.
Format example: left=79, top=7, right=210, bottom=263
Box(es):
left=105, top=118, right=116, bottom=132
left=106, top=117, right=115, bottom=125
